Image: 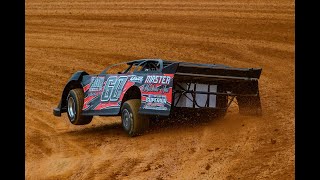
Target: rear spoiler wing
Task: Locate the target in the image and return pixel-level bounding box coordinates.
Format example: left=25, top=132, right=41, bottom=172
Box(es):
left=167, top=62, right=261, bottom=80
left=163, top=61, right=262, bottom=116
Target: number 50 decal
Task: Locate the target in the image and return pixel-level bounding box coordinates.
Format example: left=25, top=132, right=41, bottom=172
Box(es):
left=101, top=76, right=128, bottom=102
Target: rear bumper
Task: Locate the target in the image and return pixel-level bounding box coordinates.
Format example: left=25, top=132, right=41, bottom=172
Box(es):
left=53, top=108, right=61, bottom=116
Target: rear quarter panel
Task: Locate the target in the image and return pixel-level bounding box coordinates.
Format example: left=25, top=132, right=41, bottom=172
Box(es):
left=138, top=73, right=174, bottom=116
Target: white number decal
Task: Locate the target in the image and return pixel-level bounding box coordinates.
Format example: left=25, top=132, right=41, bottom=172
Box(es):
left=101, top=76, right=128, bottom=102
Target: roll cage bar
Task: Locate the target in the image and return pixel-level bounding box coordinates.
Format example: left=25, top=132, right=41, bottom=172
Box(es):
left=100, top=59, right=166, bottom=75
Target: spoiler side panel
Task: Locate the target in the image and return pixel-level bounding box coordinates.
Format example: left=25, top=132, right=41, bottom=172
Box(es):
left=235, top=80, right=262, bottom=116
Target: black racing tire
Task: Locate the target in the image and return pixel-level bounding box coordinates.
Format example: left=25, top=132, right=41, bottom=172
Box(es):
left=121, top=99, right=149, bottom=136
left=67, top=88, right=93, bottom=125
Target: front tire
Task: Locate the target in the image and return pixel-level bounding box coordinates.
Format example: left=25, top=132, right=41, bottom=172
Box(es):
left=67, top=88, right=93, bottom=125
left=121, top=99, right=149, bottom=136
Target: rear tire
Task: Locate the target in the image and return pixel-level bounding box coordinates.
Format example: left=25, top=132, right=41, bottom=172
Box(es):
left=121, top=99, right=149, bottom=136
left=67, top=88, right=93, bottom=125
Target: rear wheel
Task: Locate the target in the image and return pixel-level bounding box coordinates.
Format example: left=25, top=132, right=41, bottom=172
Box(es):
left=121, top=99, right=149, bottom=136
left=67, top=88, right=93, bottom=125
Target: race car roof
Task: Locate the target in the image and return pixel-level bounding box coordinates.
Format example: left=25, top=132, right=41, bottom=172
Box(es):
left=127, top=59, right=229, bottom=68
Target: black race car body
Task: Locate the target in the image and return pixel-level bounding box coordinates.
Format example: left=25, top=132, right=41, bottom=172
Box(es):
left=54, top=59, right=262, bottom=131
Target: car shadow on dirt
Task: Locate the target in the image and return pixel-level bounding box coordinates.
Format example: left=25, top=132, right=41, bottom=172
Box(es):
left=63, top=122, right=125, bottom=136
left=147, top=111, right=225, bottom=133
left=62, top=111, right=226, bottom=137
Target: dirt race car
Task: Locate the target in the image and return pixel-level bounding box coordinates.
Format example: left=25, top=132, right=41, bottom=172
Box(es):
left=53, top=59, right=262, bottom=136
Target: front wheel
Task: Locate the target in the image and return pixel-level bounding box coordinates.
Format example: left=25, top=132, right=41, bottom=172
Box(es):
left=121, top=99, right=149, bottom=136
left=67, top=88, right=93, bottom=125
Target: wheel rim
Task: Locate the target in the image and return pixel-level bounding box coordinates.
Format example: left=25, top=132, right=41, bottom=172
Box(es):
left=122, top=109, right=131, bottom=130
left=68, top=96, right=76, bottom=121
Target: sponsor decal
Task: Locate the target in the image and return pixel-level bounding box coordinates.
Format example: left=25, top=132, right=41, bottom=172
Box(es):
left=161, top=86, right=170, bottom=93
left=87, top=91, right=103, bottom=97
left=146, top=95, right=167, bottom=104
left=94, top=101, right=120, bottom=110
left=129, top=76, right=144, bottom=83
left=143, top=95, right=168, bottom=110
left=141, top=84, right=160, bottom=92
left=89, top=77, right=105, bottom=92
left=141, top=84, right=170, bottom=93
left=101, top=76, right=128, bottom=102
left=144, top=75, right=171, bottom=84
left=143, top=105, right=167, bottom=110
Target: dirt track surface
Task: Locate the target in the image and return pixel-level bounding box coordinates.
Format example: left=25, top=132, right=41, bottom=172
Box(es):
left=26, top=0, right=294, bottom=179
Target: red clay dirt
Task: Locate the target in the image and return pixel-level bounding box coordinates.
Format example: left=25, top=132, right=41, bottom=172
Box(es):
left=26, top=0, right=294, bottom=179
